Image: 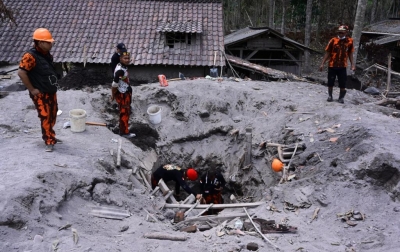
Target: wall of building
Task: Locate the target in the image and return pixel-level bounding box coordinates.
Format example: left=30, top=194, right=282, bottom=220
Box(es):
left=62, top=63, right=208, bottom=85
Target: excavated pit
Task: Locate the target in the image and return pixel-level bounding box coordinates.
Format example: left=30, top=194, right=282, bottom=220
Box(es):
left=2, top=66, right=400, bottom=252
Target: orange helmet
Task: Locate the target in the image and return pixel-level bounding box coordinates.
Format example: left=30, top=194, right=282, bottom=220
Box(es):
left=33, top=28, right=55, bottom=42
left=186, top=168, right=198, bottom=181
left=271, top=158, right=284, bottom=172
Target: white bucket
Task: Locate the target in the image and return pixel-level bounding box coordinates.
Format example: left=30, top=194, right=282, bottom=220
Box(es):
left=69, top=109, right=87, bottom=132
left=147, top=105, right=162, bottom=124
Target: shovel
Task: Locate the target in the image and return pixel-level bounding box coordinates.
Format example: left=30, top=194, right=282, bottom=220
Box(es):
left=210, top=51, right=218, bottom=77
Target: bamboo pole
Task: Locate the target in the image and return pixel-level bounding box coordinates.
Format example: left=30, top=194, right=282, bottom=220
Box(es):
left=386, top=53, right=392, bottom=97
left=164, top=201, right=264, bottom=209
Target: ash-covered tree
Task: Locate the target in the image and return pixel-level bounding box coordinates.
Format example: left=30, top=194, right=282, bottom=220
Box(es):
left=0, top=0, right=16, bottom=25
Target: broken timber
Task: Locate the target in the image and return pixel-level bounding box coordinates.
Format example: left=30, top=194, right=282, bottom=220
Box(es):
left=156, top=179, right=178, bottom=203
left=144, top=232, right=187, bottom=241
left=164, top=201, right=264, bottom=209
left=89, top=206, right=131, bottom=220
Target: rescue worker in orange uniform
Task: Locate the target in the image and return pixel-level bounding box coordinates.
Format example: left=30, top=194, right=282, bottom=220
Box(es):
left=151, top=164, right=202, bottom=200
left=18, top=28, right=60, bottom=152
left=199, top=170, right=226, bottom=215
left=111, top=50, right=136, bottom=138
left=319, top=25, right=356, bottom=104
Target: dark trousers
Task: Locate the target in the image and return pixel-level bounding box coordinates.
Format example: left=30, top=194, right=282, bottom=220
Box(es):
left=328, top=67, right=347, bottom=88
left=30, top=92, right=58, bottom=145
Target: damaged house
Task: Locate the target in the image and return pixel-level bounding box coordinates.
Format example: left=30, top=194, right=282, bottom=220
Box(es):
left=224, top=26, right=318, bottom=79
left=0, top=0, right=225, bottom=84
left=362, top=19, right=400, bottom=72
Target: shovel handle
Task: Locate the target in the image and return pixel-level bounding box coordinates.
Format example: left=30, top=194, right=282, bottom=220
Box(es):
left=86, top=122, right=107, bottom=126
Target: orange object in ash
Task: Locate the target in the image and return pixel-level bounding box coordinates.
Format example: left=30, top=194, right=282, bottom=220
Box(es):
left=158, top=75, right=168, bottom=87
left=271, top=158, right=284, bottom=172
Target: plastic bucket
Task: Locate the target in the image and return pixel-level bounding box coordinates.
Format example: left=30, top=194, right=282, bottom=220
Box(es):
left=147, top=105, right=162, bottom=124
left=69, top=109, right=87, bottom=132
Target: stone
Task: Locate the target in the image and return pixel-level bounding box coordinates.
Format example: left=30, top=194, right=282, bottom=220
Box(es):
left=33, top=235, right=43, bottom=243
left=247, top=242, right=259, bottom=251
left=180, top=225, right=197, bottom=233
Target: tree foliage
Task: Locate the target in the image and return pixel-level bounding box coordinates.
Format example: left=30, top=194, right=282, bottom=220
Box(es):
left=223, top=0, right=395, bottom=36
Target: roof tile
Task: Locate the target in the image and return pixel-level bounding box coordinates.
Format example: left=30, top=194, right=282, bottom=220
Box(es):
left=0, top=0, right=224, bottom=67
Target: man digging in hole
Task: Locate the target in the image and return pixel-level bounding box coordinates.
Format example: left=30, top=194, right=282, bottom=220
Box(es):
left=151, top=164, right=202, bottom=201
left=199, top=170, right=226, bottom=215
left=111, top=50, right=136, bottom=138
left=18, top=28, right=61, bottom=152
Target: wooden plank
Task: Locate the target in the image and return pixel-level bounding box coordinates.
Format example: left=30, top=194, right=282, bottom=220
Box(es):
left=144, top=232, right=187, bottom=241
left=139, top=169, right=151, bottom=189
left=165, top=201, right=264, bottom=209
left=116, top=139, right=122, bottom=168
left=195, top=203, right=213, bottom=217
left=184, top=200, right=199, bottom=217
left=150, top=186, right=160, bottom=196
left=158, top=179, right=178, bottom=203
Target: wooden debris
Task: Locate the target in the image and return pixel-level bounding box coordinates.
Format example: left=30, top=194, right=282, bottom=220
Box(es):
left=144, top=232, right=187, bottom=241
left=229, top=129, right=239, bottom=136
left=180, top=225, right=197, bottom=233
left=54, top=163, right=67, bottom=168
left=58, top=223, right=72, bottom=231
left=89, top=205, right=131, bottom=220
left=139, top=169, right=151, bottom=189
left=116, top=139, right=122, bottom=168
left=329, top=137, right=339, bottom=143
left=243, top=207, right=280, bottom=251
left=280, top=143, right=298, bottom=184
left=52, top=239, right=59, bottom=252
left=144, top=209, right=158, bottom=222
left=150, top=186, right=160, bottom=196
left=164, top=201, right=264, bottom=209
left=158, top=179, right=178, bottom=203
left=184, top=200, right=200, bottom=217
left=195, top=203, right=214, bottom=217
left=163, top=190, right=175, bottom=201
left=72, top=228, right=79, bottom=244
left=311, top=207, right=320, bottom=222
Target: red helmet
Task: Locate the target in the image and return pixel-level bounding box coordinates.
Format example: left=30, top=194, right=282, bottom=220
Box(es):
left=186, top=168, right=198, bottom=181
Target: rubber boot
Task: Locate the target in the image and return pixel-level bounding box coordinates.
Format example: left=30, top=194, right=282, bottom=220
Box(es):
left=338, top=89, right=346, bottom=104
left=327, top=87, right=333, bottom=102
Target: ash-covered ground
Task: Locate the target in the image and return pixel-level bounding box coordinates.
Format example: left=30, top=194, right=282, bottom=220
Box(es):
left=1, top=64, right=400, bottom=252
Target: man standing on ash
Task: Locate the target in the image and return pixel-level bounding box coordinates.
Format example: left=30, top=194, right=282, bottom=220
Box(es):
left=319, top=25, right=356, bottom=104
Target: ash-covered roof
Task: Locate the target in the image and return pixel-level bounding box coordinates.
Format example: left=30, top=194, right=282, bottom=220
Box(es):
left=0, top=0, right=224, bottom=66
left=362, top=19, right=400, bottom=35
left=225, top=26, right=318, bottom=53
left=373, top=35, right=400, bottom=45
